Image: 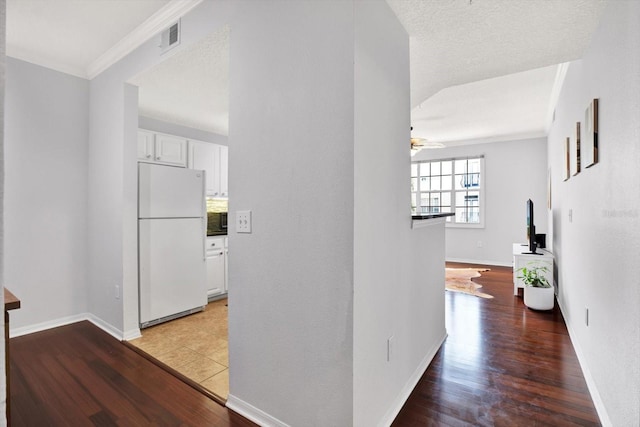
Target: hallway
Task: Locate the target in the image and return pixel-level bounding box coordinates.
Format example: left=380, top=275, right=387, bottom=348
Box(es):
left=393, top=263, right=600, bottom=425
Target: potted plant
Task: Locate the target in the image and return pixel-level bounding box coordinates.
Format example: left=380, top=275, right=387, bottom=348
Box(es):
left=517, top=263, right=554, bottom=310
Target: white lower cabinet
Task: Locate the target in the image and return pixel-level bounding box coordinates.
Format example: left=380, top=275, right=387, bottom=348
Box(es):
left=206, top=237, right=226, bottom=299
left=512, top=243, right=554, bottom=296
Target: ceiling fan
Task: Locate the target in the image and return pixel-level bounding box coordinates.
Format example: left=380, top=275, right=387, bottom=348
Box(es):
left=410, top=128, right=444, bottom=156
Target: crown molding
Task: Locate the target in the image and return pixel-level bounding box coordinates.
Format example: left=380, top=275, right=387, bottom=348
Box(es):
left=86, top=0, right=204, bottom=79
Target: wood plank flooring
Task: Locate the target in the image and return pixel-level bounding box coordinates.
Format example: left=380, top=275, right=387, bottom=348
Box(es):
left=9, top=321, right=255, bottom=426
left=9, top=262, right=599, bottom=426
left=392, top=263, right=600, bottom=426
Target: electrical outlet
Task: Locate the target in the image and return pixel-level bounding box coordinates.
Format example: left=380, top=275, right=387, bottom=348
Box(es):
left=387, top=336, right=395, bottom=362
left=477, top=240, right=483, bottom=248
left=236, top=210, right=252, bottom=233
left=569, top=209, right=573, bottom=223
left=585, top=307, right=589, bottom=326
left=115, top=284, right=120, bottom=300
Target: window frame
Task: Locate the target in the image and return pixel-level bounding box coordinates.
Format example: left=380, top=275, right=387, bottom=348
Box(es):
left=411, top=156, right=485, bottom=228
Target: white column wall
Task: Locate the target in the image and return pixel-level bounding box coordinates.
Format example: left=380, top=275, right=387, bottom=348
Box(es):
left=227, top=1, right=355, bottom=425
left=353, top=1, right=446, bottom=425
left=547, top=1, right=640, bottom=425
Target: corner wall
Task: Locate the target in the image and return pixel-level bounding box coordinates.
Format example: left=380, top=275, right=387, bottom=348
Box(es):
left=547, top=1, right=640, bottom=425
left=412, top=137, right=548, bottom=265
left=353, top=2, right=445, bottom=425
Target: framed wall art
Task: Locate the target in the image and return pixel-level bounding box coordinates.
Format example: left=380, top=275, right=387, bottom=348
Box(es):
left=584, top=98, right=599, bottom=168
left=563, top=137, right=570, bottom=181
left=573, top=122, right=581, bottom=176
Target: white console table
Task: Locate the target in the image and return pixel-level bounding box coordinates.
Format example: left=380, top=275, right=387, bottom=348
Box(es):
left=512, top=243, right=554, bottom=296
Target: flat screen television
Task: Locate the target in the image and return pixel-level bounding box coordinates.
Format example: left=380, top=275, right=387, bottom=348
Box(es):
left=526, top=199, right=542, bottom=255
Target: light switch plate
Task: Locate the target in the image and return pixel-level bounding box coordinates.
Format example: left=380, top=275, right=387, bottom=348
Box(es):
left=236, top=210, right=252, bottom=233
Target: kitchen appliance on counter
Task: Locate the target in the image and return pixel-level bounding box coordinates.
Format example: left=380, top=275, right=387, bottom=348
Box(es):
left=207, top=211, right=228, bottom=236
left=138, top=163, right=207, bottom=328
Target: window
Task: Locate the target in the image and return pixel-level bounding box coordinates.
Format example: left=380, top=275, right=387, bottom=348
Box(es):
left=411, top=156, right=484, bottom=227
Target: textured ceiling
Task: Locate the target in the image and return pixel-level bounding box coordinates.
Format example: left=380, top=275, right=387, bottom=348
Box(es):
left=7, top=0, right=171, bottom=78
left=5, top=0, right=610, bottom=144
left=411, top=64, right=559, bottom=144
left=387, top=0, right=608, bottom=145
left=386, top=0, right=609, bottom=107
left=130, top=27, right=230, bottom=136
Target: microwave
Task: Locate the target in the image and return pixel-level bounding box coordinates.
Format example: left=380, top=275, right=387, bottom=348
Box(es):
left=207, top=212, right=228, bottom=236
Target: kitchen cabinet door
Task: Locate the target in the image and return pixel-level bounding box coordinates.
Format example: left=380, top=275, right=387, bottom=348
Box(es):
left=138, top=130, right=155, bottom=161
left=155, top=134, right=188, bottom=167
left=206, top=243, right=226, bottom=298
left=189, top=141, right=228, bottom=198
left=189, top=141, right=217, bottom=196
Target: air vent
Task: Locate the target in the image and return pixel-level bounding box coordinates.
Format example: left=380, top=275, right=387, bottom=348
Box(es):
left=160, top=20, right=181, bottom=54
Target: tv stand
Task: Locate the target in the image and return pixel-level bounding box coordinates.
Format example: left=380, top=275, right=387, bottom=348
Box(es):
left=513, top=243, right=553, bottom=296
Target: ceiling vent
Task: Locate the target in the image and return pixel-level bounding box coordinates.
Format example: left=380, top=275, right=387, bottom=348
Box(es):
left=160, top=20, right=181, bottom=54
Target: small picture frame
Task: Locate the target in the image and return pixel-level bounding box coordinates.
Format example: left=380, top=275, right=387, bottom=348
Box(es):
left=563, top=137, right=570, bottom=181
left=573, top=122, right=581, bottom=176
left=584, top=99, right=599, bottom=168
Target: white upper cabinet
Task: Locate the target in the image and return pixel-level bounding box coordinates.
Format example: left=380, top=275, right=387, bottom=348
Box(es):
left=188, top=140, right=228, bottom=198
left=154, top=134, right=188, bottom=166
left=140, top=129, right=228, bottom=196
left=137, top=130, right=188, bottom=167
left=189, top=140, right=217, bottom=195
left=138, top=130, right=155, bottom=160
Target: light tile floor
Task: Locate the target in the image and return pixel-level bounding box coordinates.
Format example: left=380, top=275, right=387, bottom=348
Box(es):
left=128, top=298, right=229, bottom=400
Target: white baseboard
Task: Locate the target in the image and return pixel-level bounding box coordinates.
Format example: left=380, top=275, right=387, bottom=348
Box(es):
left=85, top=314, right=126, bottom=341
left=226, top=394, right=290, bottom=427
left=446, top=257, right=512, bottom=267
left=123, top=328, right=142, bottom=341
left=378, top=330, right=448, bottom=426
left=10, top=313, right=126, bottom=341
left=10, top=313, right=91, bottom=338
left=557, top=299, right=612, bottom=427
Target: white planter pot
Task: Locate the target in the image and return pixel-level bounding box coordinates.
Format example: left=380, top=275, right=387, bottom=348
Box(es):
left=523, top=285, right=554, bottom=310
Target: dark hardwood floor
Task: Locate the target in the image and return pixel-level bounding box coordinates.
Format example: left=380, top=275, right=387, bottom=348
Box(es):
left=9, top=321, right=255, bottom=426
left=9, top=263, right=599, bottom=426
left=393, top=263, right=600, bottom=426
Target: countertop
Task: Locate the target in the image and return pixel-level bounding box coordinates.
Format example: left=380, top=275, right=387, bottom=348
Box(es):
left=4, top=288, right=20, bottom=311
left=411, top=213, right=455, bottom=220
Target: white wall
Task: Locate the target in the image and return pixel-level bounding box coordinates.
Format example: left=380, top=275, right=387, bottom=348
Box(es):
left=547, top=1, right=640, bottom=425
left=138, top=116, right=228, bottom=146
left=412, top=138, right=548, bottom=265
left=4, top=57, right=89, bottom=330
left=227, top=1, right=355, bottom=424
left=353, top=2, right=445, bottom=425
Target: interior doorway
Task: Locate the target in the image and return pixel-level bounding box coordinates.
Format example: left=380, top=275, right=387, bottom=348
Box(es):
left=126, top=26, right=231, bottom=403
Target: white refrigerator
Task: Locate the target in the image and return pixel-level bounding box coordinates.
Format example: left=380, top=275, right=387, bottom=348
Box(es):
left=138, top=163, right=207, bottom=328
